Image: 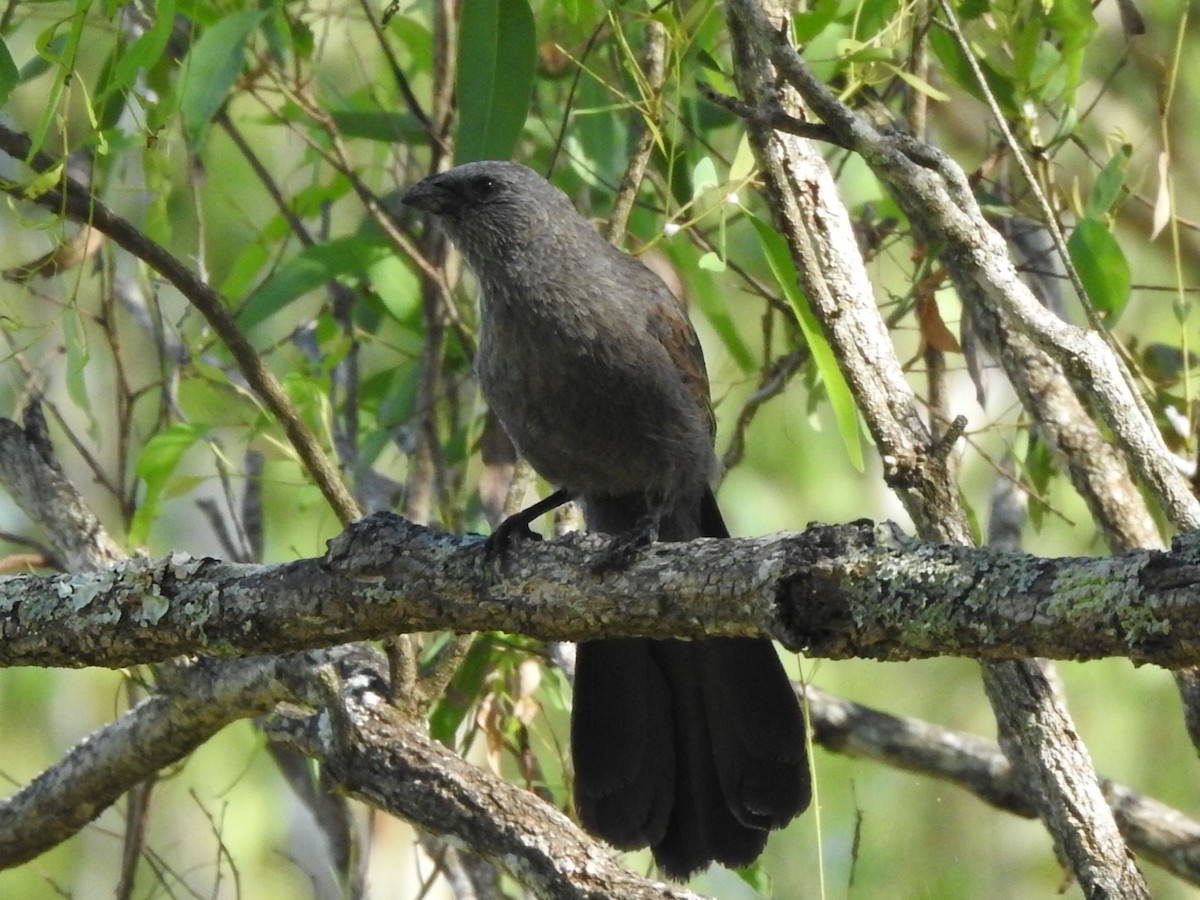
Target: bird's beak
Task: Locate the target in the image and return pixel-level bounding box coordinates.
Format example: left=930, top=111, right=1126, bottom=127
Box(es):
left=401, top=176, right=455, bottom=215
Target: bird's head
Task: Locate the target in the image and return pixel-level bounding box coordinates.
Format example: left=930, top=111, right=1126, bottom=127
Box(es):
left=401, top=161, right=575, bottom=264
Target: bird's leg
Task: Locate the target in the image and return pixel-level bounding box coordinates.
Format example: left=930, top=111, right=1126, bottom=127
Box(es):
left=485, top=488, right=576, bottom=558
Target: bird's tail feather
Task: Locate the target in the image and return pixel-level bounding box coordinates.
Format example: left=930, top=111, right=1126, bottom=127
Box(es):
left=571, top=488, right=810, bottom=878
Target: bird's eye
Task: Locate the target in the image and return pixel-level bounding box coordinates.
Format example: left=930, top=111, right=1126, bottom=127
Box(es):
left=471, top=176, right=500, bottom=200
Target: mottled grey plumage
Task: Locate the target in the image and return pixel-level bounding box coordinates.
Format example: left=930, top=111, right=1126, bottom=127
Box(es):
left=403, top=160, right=809, bottom=878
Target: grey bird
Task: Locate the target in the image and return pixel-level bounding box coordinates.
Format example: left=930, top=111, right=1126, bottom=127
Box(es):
left=402, top=160, right=810, bottom=878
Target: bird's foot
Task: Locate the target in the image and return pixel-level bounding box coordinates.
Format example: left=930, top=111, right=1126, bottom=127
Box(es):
left=484, top=489, right=576, bottom=561
left=590, top=514, right=659, bottom=574
left=484, top=514, right=543, bottom=561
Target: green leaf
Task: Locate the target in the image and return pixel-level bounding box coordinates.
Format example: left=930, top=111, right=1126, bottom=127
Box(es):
left=368, top=252, right=421, bottom=326
left=428, top=635, right=495, bottom=745
left=1067, top=217, right=1131, bottom=325
left=890, top=66, right=951, bottom=102
left=573, top=75, right=622, bottom=174
left=62, top=309, right=97, bottom=441
left=238, top=237, right=393, bottom=331
left=1047, top=0, right=1098, bottom=49
left=0, top=37, right=20, bottom=106
left=178, top=9, right=267, bottom=150
left=26, top=5, right=89, bottom=159
left=748, top=215, right=864, bottom=471
left=928, top=26, right=1018, bottom=116
left=130, top=423, right=210, bottom=546
left=729, top=133, right=755, bottom=184
left=835, top=39, right=894, bottom=65
left=1085, top=145, right=1132, bottom=219
left=1140, top=342, right=1198, bottom=385
left=1024, top=434, right=1054, bottom=531
left=18, top=33, right=61, bottom=82
left=692, top=156, right=719, bottom=197
left=328, top=109, right=427, bottom=142
left=99, top=0, right=176, bottom=103
left=455, top=0, right=536, bottom=163
left=791, top=0, right=839, bottom=43
left=1046, top=0, right=1096, bottom=104
left=853, top=0, right=900, bottom=38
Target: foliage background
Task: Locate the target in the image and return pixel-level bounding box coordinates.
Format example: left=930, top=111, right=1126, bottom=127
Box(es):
left=0, top=0, right=1197, bottom=897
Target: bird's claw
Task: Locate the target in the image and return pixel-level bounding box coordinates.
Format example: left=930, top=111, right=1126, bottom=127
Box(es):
left=590, top=515, right=659, bottom=574
left=484, top=516, right=543, bottom=561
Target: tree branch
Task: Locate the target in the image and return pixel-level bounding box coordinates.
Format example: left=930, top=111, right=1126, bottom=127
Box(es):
left=735, top=3, right=1200, bottom=533
left=722, top=2, right=1153, bottom=894
left=268, top=655, right=708, bottom=900
left=0, top=407, right=122, bottom=571
left=2, top=512, right=1200, bottom=669
left=0, top=655, right=290, bottom=867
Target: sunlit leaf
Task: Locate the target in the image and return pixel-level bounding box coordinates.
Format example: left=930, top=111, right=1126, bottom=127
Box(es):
left=22, top=163, right=64, bottom=199
left=692, top=156, right=719, bottom=197
left=748, top=214, right=865, bottom=471
left=891, top=67, right=951, bottom=102
left=130, top=423, right=210, bottom=547
left=368, top=252, right=422, bottom=326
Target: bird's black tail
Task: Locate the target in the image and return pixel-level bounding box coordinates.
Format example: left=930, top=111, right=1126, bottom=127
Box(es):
left=572, top=488, right=810, bottom=878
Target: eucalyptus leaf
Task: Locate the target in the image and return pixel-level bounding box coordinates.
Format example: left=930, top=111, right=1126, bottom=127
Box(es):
left=749, top=214, right=864, bottom=471
left=455, top=0, right=536, bottom=163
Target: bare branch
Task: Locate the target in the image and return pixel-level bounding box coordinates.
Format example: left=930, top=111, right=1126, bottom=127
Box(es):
left=268, top=660, right=710, bottom=900
left=0, top=404, right=122, bottom=571
left=2, top=513, right=1200, bottom=669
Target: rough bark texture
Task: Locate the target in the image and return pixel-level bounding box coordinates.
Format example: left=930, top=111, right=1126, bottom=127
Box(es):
left=3, top=513, right=1200, bottom=669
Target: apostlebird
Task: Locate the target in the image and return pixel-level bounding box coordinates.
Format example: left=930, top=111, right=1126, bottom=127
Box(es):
left=402, top=160, right=810, bottom=878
